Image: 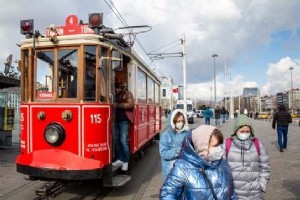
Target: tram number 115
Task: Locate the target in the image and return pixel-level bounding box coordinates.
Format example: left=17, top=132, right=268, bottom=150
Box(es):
left=90, top=114, right=102, bottom=124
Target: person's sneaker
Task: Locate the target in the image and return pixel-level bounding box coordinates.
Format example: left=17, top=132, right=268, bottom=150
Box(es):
left=280, top=148, right=284, bottom=152
left=121, top=162, right=128, bottom=171
left=283, top=147, right=287, bottom=149
left=112, top=160, right=123, bottom=166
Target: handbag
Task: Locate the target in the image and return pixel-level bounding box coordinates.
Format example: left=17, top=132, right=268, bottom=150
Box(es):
left=125, top=110, right=134, bottom=123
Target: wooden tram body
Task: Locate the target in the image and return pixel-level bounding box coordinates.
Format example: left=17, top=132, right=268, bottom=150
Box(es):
left=16, top=14, right=162, bottom=183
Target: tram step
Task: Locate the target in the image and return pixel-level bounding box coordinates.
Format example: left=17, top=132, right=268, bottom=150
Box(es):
left=103, top=175, right=131, bottom=187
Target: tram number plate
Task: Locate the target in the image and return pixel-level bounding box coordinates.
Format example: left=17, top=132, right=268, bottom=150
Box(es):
left=90, top=114, right=102, bottom=124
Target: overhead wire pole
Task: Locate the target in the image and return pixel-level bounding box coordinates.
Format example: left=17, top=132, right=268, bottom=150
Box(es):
left=224, top=64, right=234, bottom=119
left=212, top=54, right=218, bottom=107
left=182, top=34, right=187, bottom=114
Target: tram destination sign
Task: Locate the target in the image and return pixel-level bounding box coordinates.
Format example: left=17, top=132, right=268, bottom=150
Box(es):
left=45, top=15, right=94, bottom=37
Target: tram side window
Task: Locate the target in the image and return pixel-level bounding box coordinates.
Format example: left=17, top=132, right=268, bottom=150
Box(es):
left=155, top=83, right=160, bottom=104
left=84, top=46, right=96, bottom=101
left=36, top=51, right=54, bottom=99
left=148, top=77, right=154, bottom=103
left=58, top=49, right=78, bottom=98
left=137, top=69, right=147, bottom=102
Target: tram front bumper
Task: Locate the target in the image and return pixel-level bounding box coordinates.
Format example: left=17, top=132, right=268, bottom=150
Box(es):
left=16, top=149, right=104, bottom=180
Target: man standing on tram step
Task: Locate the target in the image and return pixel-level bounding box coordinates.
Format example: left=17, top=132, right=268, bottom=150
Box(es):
left=112, top=82, right=134, bottom=172
left=272, top=104, right=292, bottom=152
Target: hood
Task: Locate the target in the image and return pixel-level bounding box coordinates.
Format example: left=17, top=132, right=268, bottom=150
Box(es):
left=279, top=104, right=286, bottom=111
left=180, top=125, right=220, bottom=168
left=180, top=133, right=210, bottom=169
left=168, top=109, right=189, bottom=132
left=232, top=114, right=255, bottom=138
left=191, top=125, right=217, bottom=158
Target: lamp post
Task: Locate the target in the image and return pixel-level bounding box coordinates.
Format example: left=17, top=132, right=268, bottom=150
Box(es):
left=212, top=54, right=218, bottom=107
left=289, top=66, right=294, bottom=113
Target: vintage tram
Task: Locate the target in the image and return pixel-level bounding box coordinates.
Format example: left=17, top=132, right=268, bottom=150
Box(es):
left=16, top=13, right=162, bottom=186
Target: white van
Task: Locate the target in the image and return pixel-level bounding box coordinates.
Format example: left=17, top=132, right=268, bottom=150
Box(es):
left=176, top=99, right=194, bottom=124
left=195, top=109, right=204, bottom=118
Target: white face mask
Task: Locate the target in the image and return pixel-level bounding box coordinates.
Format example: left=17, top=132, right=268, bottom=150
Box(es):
left=175, top=122, right=184, bottom=131
left=208, top=145, right=224, bottom=161
left=237, top=132, right=251, bottom=140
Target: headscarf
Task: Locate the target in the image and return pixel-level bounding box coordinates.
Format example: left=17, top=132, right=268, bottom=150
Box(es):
left=192, top=125, right=217, bottom=159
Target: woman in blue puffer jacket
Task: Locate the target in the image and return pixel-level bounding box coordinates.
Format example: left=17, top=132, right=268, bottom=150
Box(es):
left=159, top=109, right=189, bottom=181
left=160, top=125, right=236, bottom=200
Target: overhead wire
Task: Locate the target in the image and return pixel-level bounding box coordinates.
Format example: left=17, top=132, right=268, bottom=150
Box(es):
left=104, top=0, right=179, bottom=78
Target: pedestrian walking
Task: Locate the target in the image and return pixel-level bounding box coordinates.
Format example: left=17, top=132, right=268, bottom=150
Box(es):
left=214, top=106, right=221, bottom=128
left=272, top=104, right=292, bottom=152
left=159, top=109, right=189, bottom=181
left=204, top=106, right=213, bottom=125
left=221, top=106, right=226, bottom=123
left=160, top=125, right=236, bottom=200
left=224, top=114, right=270, bottom=199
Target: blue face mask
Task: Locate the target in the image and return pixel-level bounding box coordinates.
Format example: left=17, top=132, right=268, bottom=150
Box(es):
left=237, top=132, right=251, bottom=140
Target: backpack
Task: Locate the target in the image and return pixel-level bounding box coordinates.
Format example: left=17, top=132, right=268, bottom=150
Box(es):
left=225, top=137, right=260, bottom=159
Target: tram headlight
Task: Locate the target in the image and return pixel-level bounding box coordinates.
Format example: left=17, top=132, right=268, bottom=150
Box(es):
left=20, top=19, right=34, bottom=35
left=44, top=123, right=65, bottom=146
left=88, top=13, right=103, bottom=29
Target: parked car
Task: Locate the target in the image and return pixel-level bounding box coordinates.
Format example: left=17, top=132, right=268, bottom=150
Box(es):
left=194, top=110, right=204, bottom=118
left=291, top=113, right=299, bottom=118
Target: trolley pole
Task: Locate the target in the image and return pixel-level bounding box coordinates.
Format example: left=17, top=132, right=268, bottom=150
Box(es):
left=182, top=34, right=187, bottom=114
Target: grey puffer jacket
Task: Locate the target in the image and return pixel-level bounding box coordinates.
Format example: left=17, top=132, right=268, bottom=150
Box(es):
left=224, top=115, right=270, bottom=200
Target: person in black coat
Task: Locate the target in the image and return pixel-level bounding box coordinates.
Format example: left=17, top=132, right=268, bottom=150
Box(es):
left=272, top=104, right=292, bottom=152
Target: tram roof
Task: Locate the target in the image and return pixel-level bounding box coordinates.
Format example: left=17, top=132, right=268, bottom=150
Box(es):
left=20, top=33, right=160, bottom=84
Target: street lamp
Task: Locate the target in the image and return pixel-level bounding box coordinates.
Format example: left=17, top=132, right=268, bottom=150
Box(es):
left=289, top=66, right=294, bottom=113
left=212, top=54, right=218, bottom=107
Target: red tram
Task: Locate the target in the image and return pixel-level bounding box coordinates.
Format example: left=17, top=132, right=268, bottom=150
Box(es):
left=16, top=13, right=162, bottom=186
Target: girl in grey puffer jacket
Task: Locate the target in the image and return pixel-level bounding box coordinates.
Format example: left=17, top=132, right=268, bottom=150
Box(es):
left=225, top=115, right=270, bottom=199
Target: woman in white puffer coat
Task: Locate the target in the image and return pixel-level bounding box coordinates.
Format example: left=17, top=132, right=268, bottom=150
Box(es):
left=224, top=115, right=270, bottom=200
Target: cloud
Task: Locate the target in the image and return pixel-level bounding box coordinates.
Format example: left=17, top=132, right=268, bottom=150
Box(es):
left=262, top=57, right=300, bottom=95
left=1, top=0, right=300, bottom=103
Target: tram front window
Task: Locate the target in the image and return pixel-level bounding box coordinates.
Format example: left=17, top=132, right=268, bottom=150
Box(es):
left=84, top=46, right=96, bottom=101
left=36, top=51, right=54, bottom=99
left=58, top=49, right=78, bottom=98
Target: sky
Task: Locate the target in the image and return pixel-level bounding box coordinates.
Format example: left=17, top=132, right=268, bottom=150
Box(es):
left=1, top=0, right=300, bottom=101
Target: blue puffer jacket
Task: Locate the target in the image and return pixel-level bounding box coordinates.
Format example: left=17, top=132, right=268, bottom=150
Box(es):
left=159, top=109, right=189, bottom=181
left=160, top=133, right=236, bottom=200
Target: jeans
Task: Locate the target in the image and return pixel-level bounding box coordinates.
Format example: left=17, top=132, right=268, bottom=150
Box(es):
left=205, top=118, right=211, bottom=125
left=114, top=120, right=130, bottom=162
left=215, top=118, right=220, bottom=128
left=277, top=125, right=288, bottom=149
left=222, top=114, right=226, bottom=123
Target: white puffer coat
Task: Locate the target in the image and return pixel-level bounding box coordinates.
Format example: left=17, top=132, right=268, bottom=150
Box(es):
left=224, top=115, right=270, bottom=200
